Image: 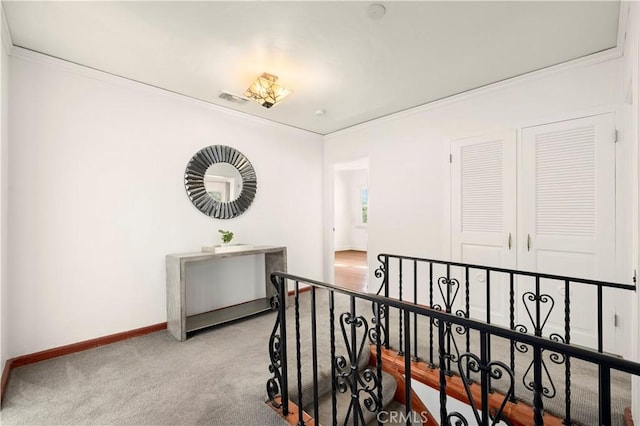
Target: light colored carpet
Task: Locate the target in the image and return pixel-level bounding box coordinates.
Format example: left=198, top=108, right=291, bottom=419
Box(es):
left=0, top=290, right=395, bottom=426
left=1, top=289, right=627, bottom=425
left=1, top=311, right=290, bottom=425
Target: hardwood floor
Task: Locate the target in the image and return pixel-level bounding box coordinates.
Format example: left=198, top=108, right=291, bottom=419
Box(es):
left=334, top=250, right=367, bottom=292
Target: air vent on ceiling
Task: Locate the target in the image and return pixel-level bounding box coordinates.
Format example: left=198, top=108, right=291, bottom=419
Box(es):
left=218, top=91, right=249, bottom=105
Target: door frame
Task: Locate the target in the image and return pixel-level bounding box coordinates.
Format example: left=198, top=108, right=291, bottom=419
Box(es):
left=329, top=157, right=370, bottom=286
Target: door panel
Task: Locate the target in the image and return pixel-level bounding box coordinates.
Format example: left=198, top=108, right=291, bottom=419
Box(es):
left=461, top=243, right=511, bottom=326
left=451, top=132, right=517, bottom=327
left=518, top=113, right=616, bottom=350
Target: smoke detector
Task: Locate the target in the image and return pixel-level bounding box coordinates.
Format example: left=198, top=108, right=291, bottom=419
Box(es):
left=367, top=3, right=386, bottom=20
left=218, top=91, right=249, bottom=105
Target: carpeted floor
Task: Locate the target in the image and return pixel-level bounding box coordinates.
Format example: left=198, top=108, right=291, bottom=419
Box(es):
left=1, top=289, right=632, bottom=425
left=1, top=311, right=289, bottom=426
left=0, top=291, right=373, bottom=426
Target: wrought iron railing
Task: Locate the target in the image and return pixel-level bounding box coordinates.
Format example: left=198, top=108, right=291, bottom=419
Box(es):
left=266, top=268, right=640, bottom=426
left=373, top=253, right=637, bottom=424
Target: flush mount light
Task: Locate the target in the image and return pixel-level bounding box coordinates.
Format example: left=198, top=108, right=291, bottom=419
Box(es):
left=244, top=73, right=292, bottom=108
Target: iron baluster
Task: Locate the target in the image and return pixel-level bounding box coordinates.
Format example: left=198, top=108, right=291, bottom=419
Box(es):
left=294, top=281, right=304, bottom=426
left=375, top=301, right=383, bottom=425
left=486, top=269, right=492, bottom=393
left=413, top=260, right=419, bottom=361
left=480, top=331, right=489, bottom=425
left=398, top=259, right=404, bottom=356
left=465, top=266, right=470, bottom=381
left=329, top=291, right=337, bottom=426
left=350, top=296, right=359, bottom=426
left=533, top=345, right=544, bottom=425
left=509, top=272, right=516, bottom=403
left=597, top=285, right=605, bottom=426
left=564, top=280, right=571, bottom=424
left=337, top=298, right=380, bottom=425
left=446, top=264, right=451, bottom=373
left=311, top=286, right=319, bottom=424
left=374, top=254, right=390, bottom=349
left=429, top=262, right=434, bottom=367
left=373, top=254, right=389, bottom=351
left=434, top=266, right=462, bottom=376
left=266, top=274, right=288, bottom=413
left=599, top=365, right=611, bottom=425
left=535, top=277, right=541, bottom=336
left=597, top=285, right=603, bottom=353
left=404, top=308, right=412, bottom=425
left=445, top=264, right=451, bottom=311
left=438, top=323, right=448, bottom=425
left=280, top=276, right=289, bottom=415
left=384, top=256, right=389, bottom=349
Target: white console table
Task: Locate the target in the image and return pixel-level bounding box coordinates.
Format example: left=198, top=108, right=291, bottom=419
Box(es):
left=166, top=245, right=287, bottom=341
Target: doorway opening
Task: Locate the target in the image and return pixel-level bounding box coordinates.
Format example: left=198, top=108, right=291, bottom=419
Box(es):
left=334, top=250, right=367, bottom=292
left=333, top=158, right=369, bottom=292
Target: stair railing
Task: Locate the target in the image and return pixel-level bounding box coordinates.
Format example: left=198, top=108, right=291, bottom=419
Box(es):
left=266, top=270, right=640, bottom=426
left=374, top=253, right=637, bottom=425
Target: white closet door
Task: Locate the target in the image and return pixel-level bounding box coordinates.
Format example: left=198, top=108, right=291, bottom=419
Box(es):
left=519, top=113, right=616, bottom=350
left=451, top=132, right=517, bottom=326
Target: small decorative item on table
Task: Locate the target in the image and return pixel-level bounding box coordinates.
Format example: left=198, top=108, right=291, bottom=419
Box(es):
left=218, top=229, right=234, bottom=245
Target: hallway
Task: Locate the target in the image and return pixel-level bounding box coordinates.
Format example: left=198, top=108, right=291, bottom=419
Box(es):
left=333, top=250, right=367, bottom=292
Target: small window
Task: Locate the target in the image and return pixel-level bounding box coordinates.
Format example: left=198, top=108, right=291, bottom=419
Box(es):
left=360, top=187, right=368, bottom=225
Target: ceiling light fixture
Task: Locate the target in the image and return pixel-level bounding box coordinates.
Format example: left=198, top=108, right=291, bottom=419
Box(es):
left=244, top=73, right=292, bottom=109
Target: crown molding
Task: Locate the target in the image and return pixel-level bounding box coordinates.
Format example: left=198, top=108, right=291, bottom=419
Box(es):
left=326, top=47, right=623, bottom=139
left=9, top=47, right=323, bottom=137
left=0, top=3, right=13, bottom=55
left=7, top=37, right=624, bottom=141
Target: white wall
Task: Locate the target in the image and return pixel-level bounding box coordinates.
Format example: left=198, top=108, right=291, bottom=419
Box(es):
left=334, top=168, right=367, bottom=252
left=333, top=170, right=350, bottom=251
left=7, top=49, right=324, bottom=358
left=323, top=56, right=633, bottom=357
left=325, top=56, right=625, bottom=282
left=0, top=6, right=10, bottom=370
left=346, top=169, right=368, bottom=251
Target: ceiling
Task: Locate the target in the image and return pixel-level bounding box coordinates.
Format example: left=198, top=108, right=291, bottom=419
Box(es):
left=2, top=1, right=621, bottom=135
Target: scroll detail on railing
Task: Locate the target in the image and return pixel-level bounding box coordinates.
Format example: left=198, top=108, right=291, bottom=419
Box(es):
left=266, top=254, right=638, bottom=426
left=266, top=292, right=282, bottom=404
left=371, top=253, right=637, bottom=426
left=336, top=310, right=382, bottom=424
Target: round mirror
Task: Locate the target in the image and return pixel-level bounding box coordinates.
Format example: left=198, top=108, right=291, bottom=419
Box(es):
left=184, top=145, right=257, bottom=219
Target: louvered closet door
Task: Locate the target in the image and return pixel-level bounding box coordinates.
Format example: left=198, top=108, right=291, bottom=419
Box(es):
left=451, top=132, right=517, bottom=327
left=518, top=113, right=616, bottom=350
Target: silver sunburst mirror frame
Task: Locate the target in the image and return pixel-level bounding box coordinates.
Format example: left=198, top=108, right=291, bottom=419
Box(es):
left=184, top=145, right=257, bottom=219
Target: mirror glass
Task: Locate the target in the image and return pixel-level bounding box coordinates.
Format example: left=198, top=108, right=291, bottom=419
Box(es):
left=204, top=163, right=243, bottom=202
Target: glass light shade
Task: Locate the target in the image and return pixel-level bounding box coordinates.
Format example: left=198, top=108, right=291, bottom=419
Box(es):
left=244, top=73, right=292, bottom=108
